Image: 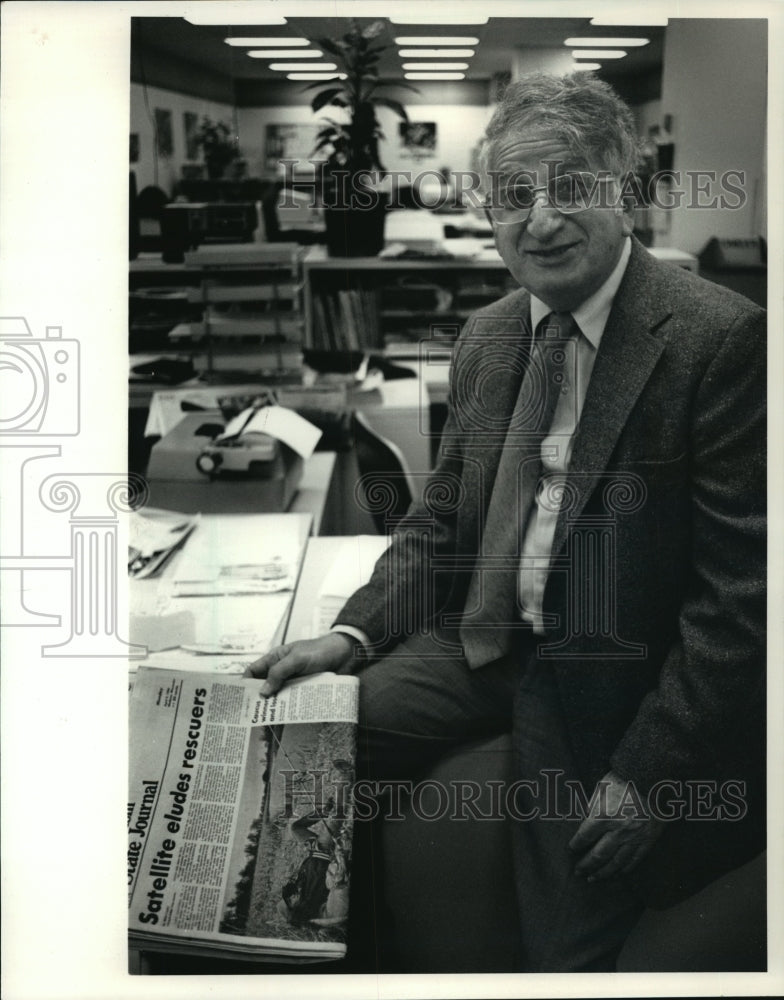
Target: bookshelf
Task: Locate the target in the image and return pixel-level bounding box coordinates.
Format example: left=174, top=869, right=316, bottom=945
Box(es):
left=130, top=244, right=306, bottom=378
left=302, top=248, right=517, bottom=359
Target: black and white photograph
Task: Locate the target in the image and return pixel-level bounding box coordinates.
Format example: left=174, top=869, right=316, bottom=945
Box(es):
left=398, top=121, right=438, bottom=159
left=1, top=3, right=782, bottom=1000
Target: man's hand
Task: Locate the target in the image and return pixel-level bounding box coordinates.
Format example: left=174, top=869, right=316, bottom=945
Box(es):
left=244, top=633, right=359, bottom=696
left=568, top=770, right=663, bottom=882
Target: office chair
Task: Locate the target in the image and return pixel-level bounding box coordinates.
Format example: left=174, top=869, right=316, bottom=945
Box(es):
left=135, top=185, right=170, bottom=252
left=351, top=410, right=416, bottom=534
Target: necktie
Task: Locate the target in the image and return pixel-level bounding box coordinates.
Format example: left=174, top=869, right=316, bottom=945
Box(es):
left=459, top=312, right=578, bottom=668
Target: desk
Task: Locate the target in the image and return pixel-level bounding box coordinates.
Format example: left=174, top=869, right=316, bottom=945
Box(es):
left=142, top=379, right=429, bottom=461
left=290, top=451, right=337, bottom=535
left=285, top=535, right=390, bottom=642
left=136, top=378, right=429, bottom=536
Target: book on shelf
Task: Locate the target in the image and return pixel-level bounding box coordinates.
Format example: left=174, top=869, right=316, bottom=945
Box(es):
left=310, top=288, right=382, bottom=353
left=310, top=294, right=329, bottom=351
left=337, top=290, right=359, bottom=352
left=129, top=668, right=358, bottom=962
left=324, top=293, right=343, bottom=352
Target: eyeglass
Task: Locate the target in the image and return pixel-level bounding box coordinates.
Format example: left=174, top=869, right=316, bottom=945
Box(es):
left=484, top=172, right=616, bottom=224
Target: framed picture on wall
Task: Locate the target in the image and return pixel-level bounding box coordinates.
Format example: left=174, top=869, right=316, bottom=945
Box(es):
left=154, top=107, right=173, bottom=157
left=184, top=111, right=199, bottom=160
left=398, top=122, right=437, bottom=160
left=264, top=123, right=321, bottom=175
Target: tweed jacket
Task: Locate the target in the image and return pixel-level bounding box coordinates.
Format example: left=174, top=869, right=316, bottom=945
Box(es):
left=336, top=237, right=766, bottom=904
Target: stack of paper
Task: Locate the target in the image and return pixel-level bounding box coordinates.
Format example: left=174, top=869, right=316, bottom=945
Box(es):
left=130, top=513, right=311, bottom=663
left=128, top=510, right=199, bottom=579
left=312, top=536, right=390, bottom=636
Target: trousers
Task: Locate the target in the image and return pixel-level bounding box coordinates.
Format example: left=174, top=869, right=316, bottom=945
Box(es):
left=354, top=629, right=643, bottom=972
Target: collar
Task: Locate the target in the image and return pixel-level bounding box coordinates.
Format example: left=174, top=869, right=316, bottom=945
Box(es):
left=529, top=236, right=632, bottom=350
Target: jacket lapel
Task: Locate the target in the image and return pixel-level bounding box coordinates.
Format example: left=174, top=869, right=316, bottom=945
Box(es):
left=550, top=240, right=673, bottom=559
left=464, top=293, right=534, bottom=518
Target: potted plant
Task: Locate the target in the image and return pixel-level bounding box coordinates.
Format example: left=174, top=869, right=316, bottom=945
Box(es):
left=307, top=20, right=414, bottom=256
left=196, top=117, right=238, bottom=180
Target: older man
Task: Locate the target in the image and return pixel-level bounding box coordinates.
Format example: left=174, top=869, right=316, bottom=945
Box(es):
left=250, top=74, right=766, bottom=970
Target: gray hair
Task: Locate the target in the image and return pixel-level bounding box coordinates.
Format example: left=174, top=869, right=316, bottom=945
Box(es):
left=478, top=73, right=641, bottom=188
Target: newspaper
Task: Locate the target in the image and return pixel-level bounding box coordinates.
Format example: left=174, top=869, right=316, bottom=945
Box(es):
left=128, top=668, right=358, bottom=962
left=128, top=510, right=200, bottom=579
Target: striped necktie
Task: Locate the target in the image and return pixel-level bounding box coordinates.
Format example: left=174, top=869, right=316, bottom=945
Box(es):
left=459, top=312, right=578, bottom=668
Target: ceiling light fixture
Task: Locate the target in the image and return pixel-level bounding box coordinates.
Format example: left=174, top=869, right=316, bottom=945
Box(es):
left=187, top=15, right=287, bottom=26
left=269, top=62, right=337, bottom=71
left=394, top=36, right=480, bottom=46
left=565, top=37, right=649, bottom=47
left=226, top=37, right=311, bottom=46
left=573, top=62, right=602, bottom=72
left=590, top=15, right=668, bottom=26
left=398, top=48, right=475, bottom=58
left=247, top=49, right=324, bottom=58
left=286, top=73, right=347, bottom=81
left=404, top=72, right=466, bottom=80
left=402, top=62, right=469, bottom=70
left=390, top=15, right=488, bottom=23
left=572, top=49, right=628, bottom=59
left=224, top=37, right=307, bottom=46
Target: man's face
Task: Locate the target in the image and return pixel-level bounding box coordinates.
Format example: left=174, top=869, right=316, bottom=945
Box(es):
left=488, top=132, right=634, bottom=312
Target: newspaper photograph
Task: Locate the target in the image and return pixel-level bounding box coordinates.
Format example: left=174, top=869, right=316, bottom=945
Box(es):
left=128, top=669, right=358, bottom=961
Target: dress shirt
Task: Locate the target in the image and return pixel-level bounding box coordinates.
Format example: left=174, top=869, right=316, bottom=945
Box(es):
left=520, top=237, right=632, bottom=632
left=334, top=237, right=632, bottom=651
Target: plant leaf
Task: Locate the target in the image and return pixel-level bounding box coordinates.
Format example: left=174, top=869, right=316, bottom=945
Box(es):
left=314, top=37, right=343, bottom=57
left=312, top=88, right=346, bottom=112
left=372, top=97, right=409, bottom=121
left=302, top=80, right=337, bottom=93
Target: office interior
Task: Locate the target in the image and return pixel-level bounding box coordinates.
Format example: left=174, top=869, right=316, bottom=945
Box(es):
left=128, top=12, right=768, bottom=975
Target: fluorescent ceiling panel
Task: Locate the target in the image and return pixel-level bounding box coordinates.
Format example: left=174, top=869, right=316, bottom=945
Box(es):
left=405, top=72, right=466, bottom=80
left=287, top=73, right=347, bottom=80
left=590, top=14, right=668, bottom=25
left=390, top=15, right=488, bottom=23
left=394, top=35, right=480, bottom=45
left=228, top=37, right=311, bottom=46
left=401, top=62, right=469, bottom=70
left=224, top=37, right=307, bottom=45
left=572, top=49, right=628, bottom=59
left=565, top=37, right=649, bottom=47
left=247, top=49, right=323, bottom=58
left=268, top=62, right=337, bottom=70
left=187, top=15, right=287, bottom=25
left=397, top=48, right=475, bottom=58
